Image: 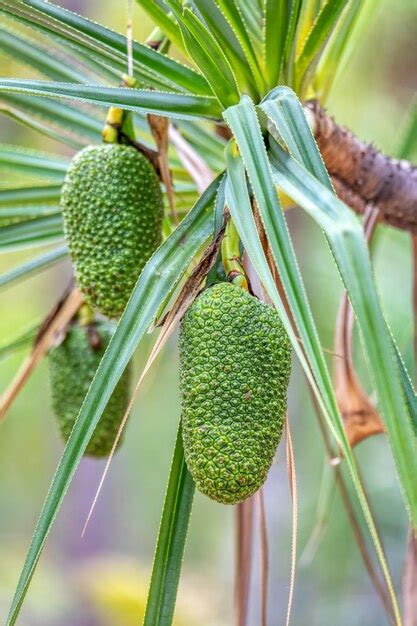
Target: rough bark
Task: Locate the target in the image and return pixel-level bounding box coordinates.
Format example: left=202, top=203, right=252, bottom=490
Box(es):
left=306, top=100, right=417, bottom=233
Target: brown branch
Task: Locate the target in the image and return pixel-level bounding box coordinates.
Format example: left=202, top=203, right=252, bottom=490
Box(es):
left=306, top=100, right=417, bottom=233
left=235, top=499, right=255, bottom=626
left=257, top=488, right=269, bottom=626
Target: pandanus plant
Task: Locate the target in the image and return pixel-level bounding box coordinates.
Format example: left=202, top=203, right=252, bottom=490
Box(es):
left=0, top=0, right=416, bottom=624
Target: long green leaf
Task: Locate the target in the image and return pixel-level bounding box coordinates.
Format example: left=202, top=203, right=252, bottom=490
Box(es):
left=234, top=0, right=263, bottom=53
left=0, top=245, right=67, bottom=290
left=0, top=185, right=60, bottom=206
left=0, top=101, right=82, bottom=149
left=165, top=1, right=240, bottom=109
left=135, top=0, right=185, bottom=52
left=0, top=26, right=86, bottom=82
left=0, top=204, right=59, bottom=220
left=271, top=144, right=417, bottom=508
left=144, top=425, right=195, bottom=626
left=262, top=0, right=287, bottom=90
left=0, top=0, right=211, bottom=95
left=223, top=96, right=402, bottom=624
left=0, top=215, right=63, bottom=250
left=0, top=79, right=222, bottom=120
left=1, top=12, right=122, bottom=84
left=282, top=0, right=302, bottom=86
left=215, top=0, right=265, bottom=95
left=0, top=144, right=68, bottom=181
left=0, top=184, right=61, bottom=218
left=191, top=0, right=258, bottom=98
left=397, top=101, right=417, bottom=161
left=261, top=87, right=331, bottom=186
left=394, top=343, right=417, bottom=436
left=295, top=0, right=349, bottom=96
left=0, top=92, right=103, bottom=145
left=314, top=0, right=378, bottom=101
left=0, top=319, right=39, bottom=361
left=0, top=92, right=155, bottom=152
left=262, top=88, right=417, bottom=525
left=6, top=176, right=220, bottom=625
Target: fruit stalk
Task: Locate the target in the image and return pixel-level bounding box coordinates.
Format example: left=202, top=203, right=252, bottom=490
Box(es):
left=102, top=73, right=137, bottom=144
left=221, top=218, right=249, bottom=291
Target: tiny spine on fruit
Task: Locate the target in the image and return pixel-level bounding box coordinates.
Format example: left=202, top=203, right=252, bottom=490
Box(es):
left=221, top=218, right=249, bottom=291
left=102, top=74, right=137, bottom=144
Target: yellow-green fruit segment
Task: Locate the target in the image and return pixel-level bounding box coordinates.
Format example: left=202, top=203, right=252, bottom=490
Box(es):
left=48, top=320, right=131, bottom=457
left=61, top=144, right=163, bottom=318
left=179, top=282, right=292, bottom=504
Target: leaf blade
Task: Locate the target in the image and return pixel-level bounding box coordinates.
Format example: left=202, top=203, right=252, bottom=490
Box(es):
left=0, top=79, right=221, bottom=120
left=0, top=144, right=69, bottom=182
left=0, top=245, right=68, bottom=291
left=0, top=215, right=63, bottom=251
left=262, top=0, right=287, bottom=90
left=295, top=0, right=349, bottom=96
left=143, top=425, right=195, bottom=626
left=0, top=0, right=211, bottom=95
left=165, top=1, right=240, bottom=109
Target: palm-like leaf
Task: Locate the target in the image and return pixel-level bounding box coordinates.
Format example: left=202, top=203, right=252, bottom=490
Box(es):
left=0, top=2, right=414, bottom=625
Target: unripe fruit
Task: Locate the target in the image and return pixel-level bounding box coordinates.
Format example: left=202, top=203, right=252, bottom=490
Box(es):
left=179, top=282, right=291, bottom=504
left=48, top=320, right=131, bottom=457
left=61, top=144, right=163, bottom=318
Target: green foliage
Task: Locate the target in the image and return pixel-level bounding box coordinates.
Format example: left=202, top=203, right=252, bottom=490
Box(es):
left=180, top=282, right=291, bottom=504
left=143, top=426, right=194, bottom=626
left=0, top=143, right=68, bottom=181
left=264, top=88, right=417, bottom=524
left=0, top=214, right=63, bottom=250
left=0, top=0, right=210, bottom=93
left=223, top=96, right=402, bottom=621
left=294, top=0, right=349, bottom=96
left=0, top=245, right=67, bottom=291
left=0, top=1, right=414, bottom=625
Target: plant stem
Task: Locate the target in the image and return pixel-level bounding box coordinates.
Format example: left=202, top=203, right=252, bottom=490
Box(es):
left=221, top=218, right=248, bottom=290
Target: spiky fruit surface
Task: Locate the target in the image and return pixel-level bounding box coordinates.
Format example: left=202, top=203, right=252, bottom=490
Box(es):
left=179, top=282, right=291, bottom=504
left=61, top=144, right=163, bottom=318
left=48, top=320, right=131, bottom=458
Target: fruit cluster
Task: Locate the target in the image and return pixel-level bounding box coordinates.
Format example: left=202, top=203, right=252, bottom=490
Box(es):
left=49, top=122, right=291, bottom=503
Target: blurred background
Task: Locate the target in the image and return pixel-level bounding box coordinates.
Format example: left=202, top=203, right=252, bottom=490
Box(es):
left=0, top=1, right=416, bottom=624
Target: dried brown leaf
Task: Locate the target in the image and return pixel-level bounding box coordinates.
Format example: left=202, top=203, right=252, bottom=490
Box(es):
left=148, top=114, right=177, bottom=222
left=333, top=205, right=384, bottom=447
left=0, top=287, right=83, bottom=421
